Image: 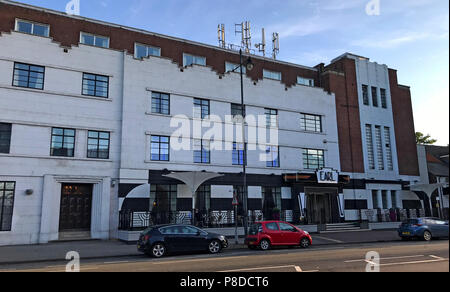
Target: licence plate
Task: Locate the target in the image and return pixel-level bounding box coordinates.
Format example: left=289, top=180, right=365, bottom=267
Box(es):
left=402, top=232, right=411, bottom=235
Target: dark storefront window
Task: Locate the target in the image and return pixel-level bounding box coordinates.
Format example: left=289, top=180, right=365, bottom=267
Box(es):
left=262, top=187, right=281, bottom=220
left=0, top=182, right=15, bottom=231
left=150, top=185, right=177, bottom=225
left=0, top=123, right=12, bottom=154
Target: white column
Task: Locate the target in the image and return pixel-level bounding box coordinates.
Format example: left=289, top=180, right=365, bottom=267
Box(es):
left=377, top=190, right=383, bottom=209
left=387, top=190, right=393, bottom=209
left=91, top=178, right=111, bottom=240
left=39, top=175, right=61, bottom=244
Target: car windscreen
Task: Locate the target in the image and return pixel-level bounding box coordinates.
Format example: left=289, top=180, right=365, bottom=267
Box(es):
left=248, top=224, right=262, bottom=235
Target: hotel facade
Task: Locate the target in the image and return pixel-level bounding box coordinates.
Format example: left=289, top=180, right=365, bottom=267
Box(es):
left=0, top=1, right=424, bottom=246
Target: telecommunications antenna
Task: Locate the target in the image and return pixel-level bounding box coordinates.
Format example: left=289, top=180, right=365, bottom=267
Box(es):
left=235, top=21, right=252, bottom=53
left=272, top=32, right=280, bottom=59
left=255, top=28, right=266, bottom=57
left=218, top=24, right=226, bottom=48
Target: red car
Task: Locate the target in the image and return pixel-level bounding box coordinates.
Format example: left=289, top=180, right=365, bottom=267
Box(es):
left=245, top=221, right=312, bottom=250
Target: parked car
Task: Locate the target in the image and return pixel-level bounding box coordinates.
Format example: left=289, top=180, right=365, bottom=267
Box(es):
left=137, top=224, right=228, bottom=258
left=398, top=218, right=449, bottom=241
left=245, top=221, right=312, bottom=250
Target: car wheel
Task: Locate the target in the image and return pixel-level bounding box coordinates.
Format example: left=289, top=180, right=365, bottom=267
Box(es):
left=208, top=240, right=222, bottom=254
left=151, top=243, right=166, bottom=258
left=259, top=239, right=271, bottom=251
left=423, top=231, right=432, bottom=241
left=300, top=238, right=310, bottom=248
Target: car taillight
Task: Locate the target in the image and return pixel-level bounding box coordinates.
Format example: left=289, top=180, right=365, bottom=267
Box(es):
left=144, top=235, right=150, bottom=242
left=413, top=224, right=423, bottom=227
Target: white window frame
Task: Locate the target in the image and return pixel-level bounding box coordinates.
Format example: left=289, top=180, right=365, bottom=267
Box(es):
left=297, top=76, right=314, bottom=87
left=135, top=43, right=161, bottom=59
left=183, top=53, right=206, bottom=67
left=263, top=69, right=282, bottom=81
left=15, top=19, right=50, bottom=37
left=80, top=32, right=110, bottom=48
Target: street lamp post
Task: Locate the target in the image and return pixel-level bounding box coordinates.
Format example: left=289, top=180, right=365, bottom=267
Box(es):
left=232, top=49, right=253, bottom=236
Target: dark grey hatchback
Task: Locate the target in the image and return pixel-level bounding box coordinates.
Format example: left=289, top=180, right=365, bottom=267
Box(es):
left=137, top=224, right=228, bottom=258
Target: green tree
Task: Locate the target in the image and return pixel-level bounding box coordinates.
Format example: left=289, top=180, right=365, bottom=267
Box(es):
left=416, top=132, right=437, bottom=145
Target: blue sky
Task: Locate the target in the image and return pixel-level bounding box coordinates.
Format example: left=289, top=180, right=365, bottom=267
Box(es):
left=18, top=0, right=449, bottom=144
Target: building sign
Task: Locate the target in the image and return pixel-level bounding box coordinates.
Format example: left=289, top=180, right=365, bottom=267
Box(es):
left=316, top=168, right=339, bottom=184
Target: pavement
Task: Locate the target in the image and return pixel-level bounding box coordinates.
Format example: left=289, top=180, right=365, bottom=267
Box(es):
left=0, top=229, right=405, bottom=266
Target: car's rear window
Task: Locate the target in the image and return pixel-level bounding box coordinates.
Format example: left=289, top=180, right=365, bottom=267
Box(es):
left=403, top=219, right=419, bottom=225
left=249, top=224, right=262, bottom=235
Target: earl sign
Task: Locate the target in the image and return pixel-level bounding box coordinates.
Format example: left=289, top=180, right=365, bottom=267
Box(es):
left=316, top=168, right=339, bottom=184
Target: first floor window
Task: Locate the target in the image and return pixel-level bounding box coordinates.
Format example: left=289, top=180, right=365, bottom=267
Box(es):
left=152, top=92, right=170, bottom=115
left=135, top=43, right=161, bottom=59
left=80, top=32, right=109, bottom=48
left=15, top=19, right=49, bottom=37
left=87, top=131, right=110, bottom=159
left=266, top=146, right=280, bottom=168
left=303, top=149, right=325, bottom=170
left=0, top=182, right=15, bottom=231
left=13, top=62, right=45, bottom=90
left=232, top=142, right=246, bottom=165
left=300, top=113, right=322, bottom=133
left=263, top=70, right=282, bottom=81
left=82, top=73, right=109, bottom=98
left=151, top=135, right=170, bottom=161
left=0, top=123, right=12, bottom=154
left=231, top=103, right=245, bottom=118
left=265, top=108, right=278, bottom=127
left=51, top=128, right=75, bottom=157
left=193, top=139, right=210, bottom=164
left=183, top=53, right=206, bottom=67
left=194, top=98, right=210, bottom=119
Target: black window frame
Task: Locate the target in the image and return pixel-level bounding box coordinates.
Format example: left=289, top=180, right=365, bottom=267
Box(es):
left=0, top=181, right=16, bottom=232
left=303, top=148, right=325, bottom=170
left=380, top=88, right=388, bottom=109
left=12, top=62, right=45, bottom=90
left=0, top=123, right=12, bottom=154
left=151, top=135, right=170, bottom=161
left=265, top=108, right=278, bottom=128
left=151, top=92, right=170, bottom=115
left=231, top=103, right=246, bottom=118
left=50, top=127, right=76, bottom=158
left=362, top=85, right=369, bottom=106
left=82, top=73, right=109, bottom=98
left=300, top=113, right=323, bottom=133
left=371, top=86, right=379, bottom=107
left=193, top=139, right=211, bottom=164
left=87, top=131, right=110, bottom=159
left=232, top=142, right=247, bottom=166
left=266, top=145, right=280, bottom=168
left=193, top=98, right=210, bottom=120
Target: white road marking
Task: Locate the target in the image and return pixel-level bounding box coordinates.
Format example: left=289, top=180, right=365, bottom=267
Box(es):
left=345, top=255, right=425, bottom=263
left=218, top=265, right=299, bottom=273
left=377, top=258, right=448, bottom=267
left=429, top=255, right=445, bottom=260
left=314, top=236, right=344, bottom=244
left=294, top=266, right=302, bottom=272
left=103, top=260, right=130, bottom=264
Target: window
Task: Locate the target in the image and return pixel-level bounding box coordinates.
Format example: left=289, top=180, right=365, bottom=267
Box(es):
left=135, top=43, right=161, bottom=59
left=303, top=149, right=325, bottom=170
left=300, top=113, right=322, bottom=133
left=262, top=187, right=282, bottom=216
left=380, top=88, right=387, bottom=109
left=151, top=136, right=170, bottom=161
left=0, top=123, right=12, bottom=154
left=51, top=128, right=75, bottom=157
left=13, top=62, right=45, bottom=90
left=232, top=142, right=246, bottom=166
left=82, top=73, right=109, bottom=98
left=193, top=139, right=210, bottom=164
left=150, top=185, right=177, bottom=215
left=87, top=131, right=110, bottom=159
left=265, top=222, right=279, bottom=231
left=183, top=53, right=206, bottom=67
left=193, top=98, right=210, bottom=119
left=362, top=85, right=369, bottom=106
left=80, top=32, right=109, bottom=48
left=0, top=182, right=15, bottom=231
left=384, top=127, right=393, bottom=171
left=266, top=146, right=280, bottom=168
left=279, top=222, right=296, bottom=232
left=225, top=62, right=245, bottom=74
left=15, top=19, right=49, bottom=37
left=375, top=126, right=384, bottom=170
left=297, top=77, right=314, bottom=87
left=371, top=87, right=379, bottom=107
left=381, top=190, right=388, bottom=209
left=263, top=70, right=281, bottom=81
left=151, top=92, right=170, bottom=115
left=231, top=103, right=245, bottom=119
left=365, top=124, right=375, bottom=170
left=265, top=108, right=278, bottom=127
left=372, top=190, right=379, bottom=209
left=196, top=185, right=211, bottom=212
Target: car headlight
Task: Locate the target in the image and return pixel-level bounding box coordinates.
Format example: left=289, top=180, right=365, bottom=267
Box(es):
left=219, top=236, right=226, bottom=241
left=304, top=231, right=309, bottom=235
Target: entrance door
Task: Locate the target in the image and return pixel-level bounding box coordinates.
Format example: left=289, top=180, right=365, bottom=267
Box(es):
left=59, top=184, right=93, bottom=231
left=307, top=193, right=332, bottom=224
